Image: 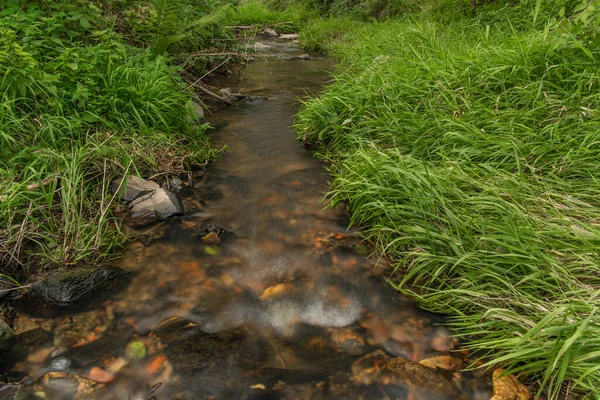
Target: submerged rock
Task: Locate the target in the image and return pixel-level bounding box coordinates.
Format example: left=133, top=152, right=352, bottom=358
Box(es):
left=152, top=318, right=246, bottom=375
left=23, top=266, right=126, bottom=306
left=491, top=369, right=530, bottom=400
left=418, top=355, right=463, bottom=372
left=246, top=96, right=267, bottom=104
left=351, top=350, right=460, bottom=398
left=294, top=54, right=311, bottom=60
left=0, top=319, right=15, bottom=349
left=125, top=188, right=184, bottom=227
left=110, top=175, right=159, bottom=202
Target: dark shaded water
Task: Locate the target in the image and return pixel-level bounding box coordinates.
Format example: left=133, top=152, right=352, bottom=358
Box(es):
left=1, top=38, right=491, bottom=399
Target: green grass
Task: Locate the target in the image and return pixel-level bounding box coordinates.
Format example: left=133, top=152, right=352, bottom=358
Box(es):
left=225, top=0, right=318, bottom=33
left=295, top=6, right=600, bottom=399
left=0, top=1, right=217, bottom=276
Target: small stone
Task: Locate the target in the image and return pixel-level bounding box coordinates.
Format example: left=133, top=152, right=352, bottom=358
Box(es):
left=262, top=28, right=279, bottom=37
left=251, top=384, right=266, bottom=390
left=490, top=369, right=530, bottom=400
left=293, top=54, right=310, bottom=60
left=164, top=177, right=184, bottom=193
left=279, top=33, right=299, bottom=40
left=199, top=224, right=227, bottom=237
left=431, top=327, right=459, bottom=352
left=272, top=381, right=285, bottom=390
left=219, top=88, right=232, bottom=97
left=51, top=356, right=74, bottom=371
left=221, top=273, right=235, bottom=286
left=351, top=350, right=459, bottom=397
left=419, top=355, right=462, bottom=372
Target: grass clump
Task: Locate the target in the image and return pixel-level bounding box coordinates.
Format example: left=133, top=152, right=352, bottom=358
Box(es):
left=295, top=3, right=600, bottom=398
left=0, top=1, right=217, bottom=277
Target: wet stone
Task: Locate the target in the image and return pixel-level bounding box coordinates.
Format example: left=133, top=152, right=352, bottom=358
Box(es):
left=22, top=266, right=127, bottom=306
left=491, top=369, right=530, bottom=400
left=152, top=318, right=246, bottom=376
left=351, top=350, right=461, bottom=399
left=49, top=356, right=76, bottom=372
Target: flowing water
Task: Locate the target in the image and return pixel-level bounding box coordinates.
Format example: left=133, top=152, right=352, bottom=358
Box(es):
left=1, top=38, right=491, bottom=400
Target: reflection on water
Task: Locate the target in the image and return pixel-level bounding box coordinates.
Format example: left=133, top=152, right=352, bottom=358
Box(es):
left=1, top=39, right=491, bottom=399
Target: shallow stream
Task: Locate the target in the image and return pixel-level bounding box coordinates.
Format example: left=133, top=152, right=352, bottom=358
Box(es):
left=1, top=38, right=491, bottom=400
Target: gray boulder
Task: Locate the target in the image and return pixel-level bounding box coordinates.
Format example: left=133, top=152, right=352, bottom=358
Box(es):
left=125, top=188, right=184, bottom=227
left=23, top=266, right=126, bottom=306
left=110, top=175, right=159, bottom=202
left=0, top=319, right=14, bottom=349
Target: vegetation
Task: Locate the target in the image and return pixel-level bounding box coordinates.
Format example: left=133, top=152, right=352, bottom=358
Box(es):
left=292, top=0, right=600, bottom=398
left=0, top=0, right=237, bottom=278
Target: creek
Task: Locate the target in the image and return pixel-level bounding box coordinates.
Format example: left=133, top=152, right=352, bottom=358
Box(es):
left=1, top=37, right=491, bottom=400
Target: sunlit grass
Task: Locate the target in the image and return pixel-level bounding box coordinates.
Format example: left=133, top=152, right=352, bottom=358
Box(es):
left=296, top=14, right=600, bottom=399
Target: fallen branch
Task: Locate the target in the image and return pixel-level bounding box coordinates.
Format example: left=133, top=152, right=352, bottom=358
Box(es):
left=26, top=175, right=58, bottom=191
left=194, top=84, right=234, bottom=105
left=185, top=57, right=232, bottom=91
left=226, top=25, right=256, bottom=30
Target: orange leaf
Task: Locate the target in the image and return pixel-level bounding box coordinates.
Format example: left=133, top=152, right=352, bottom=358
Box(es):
left=89, top=367, right=115, bottom=383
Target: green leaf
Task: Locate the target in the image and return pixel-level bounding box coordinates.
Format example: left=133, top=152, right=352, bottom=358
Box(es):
left=126, top=342, right=146, bottom=361
left=79, top=17, right=90, bottom=29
